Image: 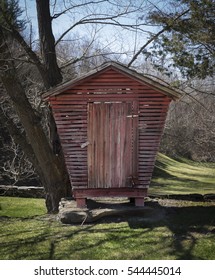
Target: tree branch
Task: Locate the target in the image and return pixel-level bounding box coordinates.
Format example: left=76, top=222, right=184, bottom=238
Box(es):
left=0, top=105, right=46, bottom=185
left=55, top=9, right=141, bottom=46
left=60, top=51, right=123, bottom=69
left=0, top=6, right=50, bottom=89
left=52, top=0, right=107, bottom=19
left=128, top=9, right=190, bottom=67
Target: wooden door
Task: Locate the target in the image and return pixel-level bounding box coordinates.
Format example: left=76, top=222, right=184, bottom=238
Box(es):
left=88, top=101, right=138, bottom=188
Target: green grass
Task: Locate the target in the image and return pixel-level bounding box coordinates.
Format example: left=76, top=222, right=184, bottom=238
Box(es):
left=0, top=154, right=215, bottom=260
left=0, top=197, right=214, bottom=260
left=0, top=197, right=46, bottom=218
left=150, top=153, right=215, bottom=195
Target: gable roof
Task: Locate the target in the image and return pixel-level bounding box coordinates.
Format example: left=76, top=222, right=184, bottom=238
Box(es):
left=42, top=61, right=182, bottom=100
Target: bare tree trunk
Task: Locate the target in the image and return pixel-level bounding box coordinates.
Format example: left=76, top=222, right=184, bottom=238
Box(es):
left=0, top=67, right=71, bottom=212
left=36, top=0, right=63, bottom=87
left=0, top=10, right=70, bottom=211
left=34, top=0, right=72, bottom=211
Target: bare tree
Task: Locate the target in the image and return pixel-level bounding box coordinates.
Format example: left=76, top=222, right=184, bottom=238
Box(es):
left=1, top=137, right=37, bottom=185
left=161, top=87, right=215, bottom=161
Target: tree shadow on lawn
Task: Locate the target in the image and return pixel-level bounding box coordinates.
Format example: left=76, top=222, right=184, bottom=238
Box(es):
left=0, top=201, right=214, bottom=260
left=127, top=201, right=215, bottom=260
left=55, top=199, right=215, bottom=260
left=151, top=176, right=215, bottom=194
left=152, top=160, right=215, bottom=189
left=0, top=216, right=100, bottom=260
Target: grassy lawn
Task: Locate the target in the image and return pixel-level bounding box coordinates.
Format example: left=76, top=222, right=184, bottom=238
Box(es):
left=150, top=153, right=215, bottom=195
left=0, top=154, right=214, bottom=260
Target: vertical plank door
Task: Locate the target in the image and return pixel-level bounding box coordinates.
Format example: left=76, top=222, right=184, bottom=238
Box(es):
left=88, top=101, right=138, bottom=189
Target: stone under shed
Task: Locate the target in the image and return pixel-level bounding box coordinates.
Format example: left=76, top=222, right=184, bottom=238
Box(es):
left=43, top=61, right=181, bottom=211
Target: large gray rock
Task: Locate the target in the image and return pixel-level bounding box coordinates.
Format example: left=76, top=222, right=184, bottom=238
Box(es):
left=58, top=198, right=156, bottom=224
left=59, top=209, right=88, bottom=224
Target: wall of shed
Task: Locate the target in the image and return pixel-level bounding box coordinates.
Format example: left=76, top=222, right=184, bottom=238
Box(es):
left=49, top=68, right=171, bottom=190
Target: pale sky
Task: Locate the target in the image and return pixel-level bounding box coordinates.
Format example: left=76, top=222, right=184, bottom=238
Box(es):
left=18, top=0, right=157, bottom=64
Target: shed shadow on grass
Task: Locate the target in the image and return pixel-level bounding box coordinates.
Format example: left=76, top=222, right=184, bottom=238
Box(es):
left=56, top=198, right=215, bottom=260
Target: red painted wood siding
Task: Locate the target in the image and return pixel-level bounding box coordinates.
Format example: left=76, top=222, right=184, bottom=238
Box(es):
left=52, top=102, right=88, bottom=187
left=49, top=68, right=171, bottom=189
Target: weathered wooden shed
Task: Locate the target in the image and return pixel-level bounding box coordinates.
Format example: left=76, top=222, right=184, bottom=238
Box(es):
left=43, top=62, right=181, bottom=208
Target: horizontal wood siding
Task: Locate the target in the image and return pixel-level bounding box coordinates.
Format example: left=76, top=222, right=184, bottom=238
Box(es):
left=51, top=101, right=88, bottom=187
left=138, top=97, right=170, bottom=187
left=49, top=67, right=171, bottom=193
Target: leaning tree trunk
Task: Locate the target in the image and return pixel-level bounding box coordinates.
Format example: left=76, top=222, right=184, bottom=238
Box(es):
left=0, top=0, right=72, bottom=212
left=0, top=34, right=71, bottom=213
left=0, top=68, right=71, bottom=212
left=34, top=0, right=72, bottom=211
